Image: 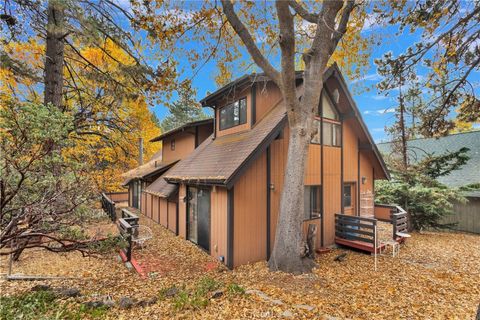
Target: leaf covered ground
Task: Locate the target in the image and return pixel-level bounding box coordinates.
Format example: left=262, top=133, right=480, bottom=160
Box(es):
left=1, top=214, right=479, bottom=319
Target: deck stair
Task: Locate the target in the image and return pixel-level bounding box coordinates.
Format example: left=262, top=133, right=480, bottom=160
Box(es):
left=335, top=214, right=384, bottom=253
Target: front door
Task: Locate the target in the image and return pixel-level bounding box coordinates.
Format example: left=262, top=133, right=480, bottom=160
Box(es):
left=187, top=186, right=211, bottom=251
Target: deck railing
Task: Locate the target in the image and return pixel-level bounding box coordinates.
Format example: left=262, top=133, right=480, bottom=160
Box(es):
left=118, top=208, right=139, bottom=262
left=335, top=214, right=377, bottom=245
left=101, top=193, right=116, bottom=222
left=391, top=206, right=408, bottom=240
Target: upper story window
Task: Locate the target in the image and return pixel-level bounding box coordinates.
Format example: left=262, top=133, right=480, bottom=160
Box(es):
left=318, top=90, right=339, bottom=120
left=311, top=90, right=342, bottom=146
left=219, top=98, right=247, bottom=130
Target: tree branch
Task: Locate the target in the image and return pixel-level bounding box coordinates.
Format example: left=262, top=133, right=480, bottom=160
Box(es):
left=287, top=0, right=319, bottom=23
left=221, top=0, right=281, bottom=86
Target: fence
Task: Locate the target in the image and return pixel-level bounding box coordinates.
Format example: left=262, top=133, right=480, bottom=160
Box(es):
left=440, top=197, right=480, bottom=234
left=118, top=208, right=139, bottom=262
left=105, top=191, right=129, bottom=203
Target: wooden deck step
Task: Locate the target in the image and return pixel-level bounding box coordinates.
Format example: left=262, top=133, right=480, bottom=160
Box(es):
left=335, top=237, right=385, bottom=253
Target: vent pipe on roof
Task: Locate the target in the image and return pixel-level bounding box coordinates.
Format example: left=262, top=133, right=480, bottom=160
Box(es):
left=138, top=137, right=143, bottom=165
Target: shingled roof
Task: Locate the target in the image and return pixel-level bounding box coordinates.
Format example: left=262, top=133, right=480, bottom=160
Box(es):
left=144, top=172, right=178, bottom=198
left=164, top=101, right=287, bottom=188
left=122, top=150, right=178, bottom=186
left=377, top=131, right=480, bottom=188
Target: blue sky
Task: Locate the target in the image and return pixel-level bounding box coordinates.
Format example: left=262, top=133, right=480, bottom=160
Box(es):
left=145, top=4, right=480, bottom=143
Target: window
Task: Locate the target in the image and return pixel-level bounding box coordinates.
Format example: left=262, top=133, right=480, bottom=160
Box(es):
left=323, top=121, right=341, bottom=147
left=304, top=186, right=322, bottom=220
left=344, top=184, right=352, bottom=208
left=219, top=98, right=247, bottom=130
left=171, top=139, right=175, bottom=150
left=318, top=90, right=339, bottom=120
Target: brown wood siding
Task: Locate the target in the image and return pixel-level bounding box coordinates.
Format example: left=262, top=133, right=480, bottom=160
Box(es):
left=162, top=131, right=195, bottom=162
left=323, top=146, right=342, bottom=246
left=152, top=195, right=159, bottom=222
left=160, top=198, right=168, bottom=227
left=215, top=86, right=251, bottom=137
left=305, top=144, right=322, bottom=185
left=141, top=192, right=147, bottom=215
left=210, top=187, right=228, bottom=263
left=178, top=184, right=187, bottom=238
left=145, top=193, right=152, bottom=220
left=374, top=205, right=392, bottom=221
left=197, top=123, right=213, bottom=145
left=233, top=152, right=267, bottom=267
left=167, top=201, right=177, bottom=233
left=255, top=82, right=283, bottom=122
left=343, top=119, right=359, bottom=182
left=359, top=151, right=374, bottom=194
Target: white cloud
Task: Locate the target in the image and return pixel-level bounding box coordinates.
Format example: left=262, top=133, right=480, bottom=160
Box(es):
left=351, top=73, right=382, bottom=84
left=362, top=13, right=383, bottom=32
left=363, top=107, right=395, bottom=115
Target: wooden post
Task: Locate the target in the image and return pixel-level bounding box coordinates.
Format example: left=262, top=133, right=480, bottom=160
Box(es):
left=374, top=223, right=377, bottom=272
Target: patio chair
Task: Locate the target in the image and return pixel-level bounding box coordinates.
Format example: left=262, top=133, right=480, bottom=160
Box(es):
left=131, top=225, right=153, bottom=249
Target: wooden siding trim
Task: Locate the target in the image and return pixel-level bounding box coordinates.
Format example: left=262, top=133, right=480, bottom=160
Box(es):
left=251, top=83, right=256, bottom=126
left=227, top=187, right=234, bottom=269
left=266, top=146, right=271, bottom=259
left=320, top=96, right=325, bottom=247
left=341, top=119, right=344, bottom=214
left=357, top=140, right=361, bottom=216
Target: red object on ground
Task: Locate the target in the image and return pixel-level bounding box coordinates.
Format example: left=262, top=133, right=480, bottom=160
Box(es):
left=205, top=262, right=218, bottom=271
left=335, top=237, right=385, bottom=253
left=118, top=250, right=147, bottom=279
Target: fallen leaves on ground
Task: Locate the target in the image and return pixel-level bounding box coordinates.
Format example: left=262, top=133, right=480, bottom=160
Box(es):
left=1, top=214, right=479, bottom=319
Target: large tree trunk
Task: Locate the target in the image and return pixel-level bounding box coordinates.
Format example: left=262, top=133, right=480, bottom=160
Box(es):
left=44, top=0, right=65, bottom=108
left=268, top=125, right=316, bottom=274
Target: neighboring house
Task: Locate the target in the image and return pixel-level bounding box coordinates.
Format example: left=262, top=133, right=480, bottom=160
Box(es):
left=377, top=131, right=480, bottom=234
left=122, top=119, right=213, bottom=233
left=130, top=63, right=390, bottom=269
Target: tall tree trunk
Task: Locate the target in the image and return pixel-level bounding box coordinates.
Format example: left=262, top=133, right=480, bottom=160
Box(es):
left=44, top=0, right=65, bottom=109
left=268, top=125, right=316, bottom=274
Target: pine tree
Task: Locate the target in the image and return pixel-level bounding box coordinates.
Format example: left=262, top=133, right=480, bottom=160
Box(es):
left=160, top=86, right=209, bottom=132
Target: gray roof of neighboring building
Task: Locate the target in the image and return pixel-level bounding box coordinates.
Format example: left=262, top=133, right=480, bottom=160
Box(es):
left=377, top=131, right=480, bottom=188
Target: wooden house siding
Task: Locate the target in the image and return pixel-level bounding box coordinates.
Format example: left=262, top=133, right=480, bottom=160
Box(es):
left=233, top=152, right=267, bottom=267
left=178, top=184, right=187, bottom=238
left=168, top=201, right=177, bottom=233
left=159, top=198, right=168, bottom=226
left=162, top=132, right=195, bottom=163
left=211, top=187, right=228, bottom=263
left=255, top=82, right=283, bottom=123
left=152, top=195, right=159, bottom=222
left=323, top=146, right=342, bottom=246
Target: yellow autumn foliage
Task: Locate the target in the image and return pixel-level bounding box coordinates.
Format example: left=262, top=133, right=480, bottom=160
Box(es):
left=1, top=37, right=161, bottom=192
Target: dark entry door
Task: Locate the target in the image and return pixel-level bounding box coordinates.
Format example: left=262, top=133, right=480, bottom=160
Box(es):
left=187, top=186, right=210, bottom=251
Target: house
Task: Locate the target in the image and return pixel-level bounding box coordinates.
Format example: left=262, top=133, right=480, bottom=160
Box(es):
left=377, top=131, right=480, bottom=234
left=122, top=119, right=213, bottom=233
left=131, top=63, right=390, bottom=269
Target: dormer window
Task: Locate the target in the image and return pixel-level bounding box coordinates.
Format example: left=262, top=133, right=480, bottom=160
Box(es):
left=219, top=98, right=247, bottom=130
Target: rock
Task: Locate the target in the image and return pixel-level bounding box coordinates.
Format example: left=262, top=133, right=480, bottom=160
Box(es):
left=124, top=262, right=133, bottom=270
left=334, top=252, right=347, bottom=262
left=118, top=296, right=135, bottom=309
left=137, top=296, right=157, bottom=307
left=295, top=304, right=315, bottom=311
left=164, top=287, right=179, bottom=297
left=282, top=310, right=294, bottom=318
left=83, top=301, right=106, bottom=309
left=31, top=284, right=51, bottom=292
left=57, top=287, right=81, bottom=298
left=210, top=290, right=224, bottom=299
left=246, top=289, right=283, bottom=305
